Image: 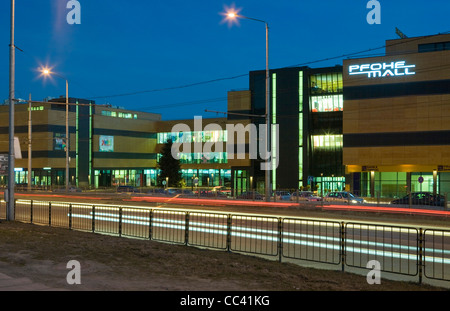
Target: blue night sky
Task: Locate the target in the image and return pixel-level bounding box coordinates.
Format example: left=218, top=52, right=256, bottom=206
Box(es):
left=1, top=1, right=449, bottom=120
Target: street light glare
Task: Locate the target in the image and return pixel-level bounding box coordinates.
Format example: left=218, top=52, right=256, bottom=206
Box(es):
left=220, top=4, right=242, bottom=27
left=38, top=66, right=54, bottom=78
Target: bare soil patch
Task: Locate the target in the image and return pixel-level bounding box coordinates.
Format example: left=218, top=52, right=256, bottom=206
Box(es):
left=0, top=221, right=443, bottom=291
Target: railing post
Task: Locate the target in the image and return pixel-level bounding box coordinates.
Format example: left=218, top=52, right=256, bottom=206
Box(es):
left=92, top=205, right=95, bottom=233
left=278, top=218, right=283, bottom=263
left=418, top=228, right=423, bottom=284
left=68, top=203, right=72, bottom=230
left=185, top=212, right=190, bottom=246
left=48, top=201, right=51, bottom=226
left=149, top=209, right=153, bottom=240
left=226, top=214, right=232, bottom=252
left=30, top=200, right=33, bottom=224
left=118, top=207, right=123, bottom=237
left=341, top=221, right=346, bottom=272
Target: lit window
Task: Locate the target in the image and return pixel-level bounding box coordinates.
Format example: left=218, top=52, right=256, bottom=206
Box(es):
left=157, top=130, right=228, bottom=144
left=311, top=95, right=343, bottom=112
left=312, top=135, right=343, bottom=149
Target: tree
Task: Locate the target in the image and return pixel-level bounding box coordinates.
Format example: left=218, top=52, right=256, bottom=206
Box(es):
left=157, top=139, right=183, bottom=187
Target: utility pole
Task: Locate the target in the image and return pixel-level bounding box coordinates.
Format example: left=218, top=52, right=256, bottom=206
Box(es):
left=264, top=21, right=271, bottom=202
left=66, top=80, right=69, bottom=193
left=7, top=0, right=15, bottom=221
left=28, top=93, right=32, bottom=192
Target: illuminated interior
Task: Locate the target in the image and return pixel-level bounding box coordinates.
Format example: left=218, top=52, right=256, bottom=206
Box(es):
left=157, top=130, right=227, bottom=144
left=312, top=134, right=343, bottom=150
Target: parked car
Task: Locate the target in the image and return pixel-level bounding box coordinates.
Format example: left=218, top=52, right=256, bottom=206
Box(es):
left=237, top=191, right=263, bottom=200
left=272, top=191, right=291, bottom=201
left=390, top=192, right=445, bottom=206
left=212, top=186, right=231, bottom=196
left=324, top=191, right=364, bottom=204
left=195, top=189, right=227, bottom=197
left=290, top=191, right=322, bottom=202
left=164, top=187, right=182, bottom=195
left=117, top=185, right=139, bottom=193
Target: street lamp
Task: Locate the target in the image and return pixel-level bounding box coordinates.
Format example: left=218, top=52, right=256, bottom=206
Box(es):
left=40, top=67, right=70, bottom=193
left=222, top=8, right=271, bottom=201
left=7, top=0, right=16, bottom=221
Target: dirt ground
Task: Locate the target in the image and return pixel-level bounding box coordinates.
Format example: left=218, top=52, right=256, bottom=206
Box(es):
left=0, top=220, right=444, bottom=292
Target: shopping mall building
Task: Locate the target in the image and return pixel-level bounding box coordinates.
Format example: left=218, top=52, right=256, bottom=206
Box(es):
left=1, top=33, right=448, bottom=197
left=343, top=33, right=450, bottom=197
left=0, top=66, right=345, bottom=195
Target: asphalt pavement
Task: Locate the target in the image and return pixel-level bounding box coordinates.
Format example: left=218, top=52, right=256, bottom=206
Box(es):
left=0, top=271, right=65, bottom=291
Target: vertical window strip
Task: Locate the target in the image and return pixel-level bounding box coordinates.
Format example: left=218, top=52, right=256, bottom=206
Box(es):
left=272, top=73, right=277, bottom=190
left=299, top=71, right=304, bottom=188
left=76, top=102, right=79, bottom=186
left=89, top=103, right=93, bottom=186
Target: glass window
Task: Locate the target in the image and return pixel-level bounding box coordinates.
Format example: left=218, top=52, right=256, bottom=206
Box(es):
left=312, top=135, right=343, bottom=150
left=310, top=72, right=343, bottom=95
left=311, top=95, right=343, bottom=112
left=157, top=130, right=227, bottom=144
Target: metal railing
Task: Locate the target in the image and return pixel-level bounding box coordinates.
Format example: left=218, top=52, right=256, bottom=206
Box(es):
left=2, top=199, right=450, bottom=286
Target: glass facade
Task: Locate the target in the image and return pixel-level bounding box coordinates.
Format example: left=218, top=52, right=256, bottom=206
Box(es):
left=361, top=172, right=408, bottom=198
left=299, top=71, right=304, bottom=188
left=157, top=130, right=227, bottom=144
left=359, top=172, right=447, bottom=198
left=91, top=168, right=231, bottom=189
left=310, top=72, right=343, bottom=113
left=315, top=176, right=346, bottom=194
left=183, top=169, right=231, bottom=188
left=171, top=152, right=227, bottom=164
left=308, top=71, right=344, bottom=191
left=310, top=72, right=343, bottom=95
left=101, top=110, right=138, bottom=119
left=272, top=73, right=277, bottom=190
left=311, top=95, right=343, bottom=112
left=312, top=135, right=343, bottom=150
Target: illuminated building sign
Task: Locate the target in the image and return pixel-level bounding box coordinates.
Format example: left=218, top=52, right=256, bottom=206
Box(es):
left=99, top=135, right=114, bottom=152
left=349, top=61, right=416, bottom=78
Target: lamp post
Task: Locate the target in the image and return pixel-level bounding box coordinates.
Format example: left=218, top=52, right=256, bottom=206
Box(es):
left=40, top=68, right=70, bottom=193
left=223, top=9, right=271, bottom=201
left=7, top=0, right=15, bottom=221
left=28, top=93, right=32, bottom=192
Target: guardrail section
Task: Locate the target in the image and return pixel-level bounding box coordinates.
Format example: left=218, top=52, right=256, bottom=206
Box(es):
left=6, top=199, right=450, bottom=286
left=151, top=209, right=186, bottom=244
left=230, top=215, right=279, bottom=256
left=345, top=223, right=418, bottom=276
left=424, top=229, right=450, bottom=282
left=188, top=212, right=228, bottom=250
left=121, top=207, right=151, bottom=239
left=282, top=218, right=341, bottom=265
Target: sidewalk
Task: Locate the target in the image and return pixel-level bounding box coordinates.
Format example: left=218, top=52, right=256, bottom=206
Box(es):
left=0, top=271, right=65, bottom=291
